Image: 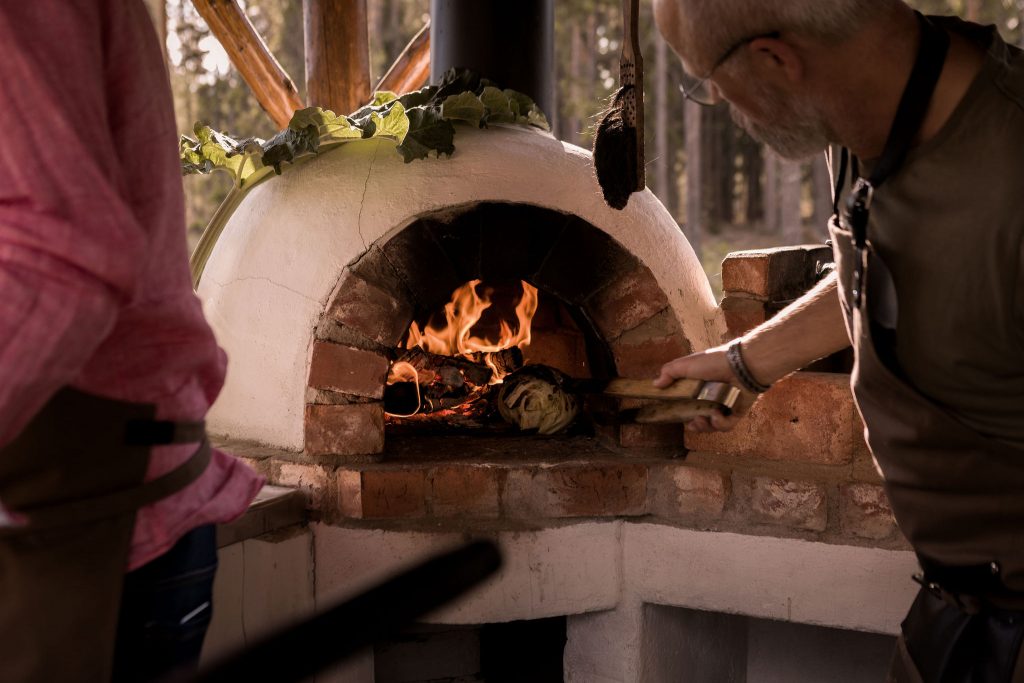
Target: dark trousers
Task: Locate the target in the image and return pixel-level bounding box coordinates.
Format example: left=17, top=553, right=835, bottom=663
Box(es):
left=111, top=525, right=219, bottom=682
left=892, top=588, right=1024, bottom=682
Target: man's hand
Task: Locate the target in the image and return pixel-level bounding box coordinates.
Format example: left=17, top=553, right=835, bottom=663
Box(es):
left=655, top=347, right=743, bottom=433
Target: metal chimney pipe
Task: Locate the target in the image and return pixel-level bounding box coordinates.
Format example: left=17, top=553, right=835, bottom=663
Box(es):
left=429, top=0, right=555, bottom=120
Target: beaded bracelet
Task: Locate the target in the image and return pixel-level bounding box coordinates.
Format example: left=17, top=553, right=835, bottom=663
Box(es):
left=726, top=340, right=772, bottom=394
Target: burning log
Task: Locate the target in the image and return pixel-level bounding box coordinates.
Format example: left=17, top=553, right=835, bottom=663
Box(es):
left=469, top=347, right=524, bottom=377
left=397, top=347, right=493, bottom=387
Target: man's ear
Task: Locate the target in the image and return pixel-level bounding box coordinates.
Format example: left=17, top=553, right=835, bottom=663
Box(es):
left=747, top=37, right=805, bottom=86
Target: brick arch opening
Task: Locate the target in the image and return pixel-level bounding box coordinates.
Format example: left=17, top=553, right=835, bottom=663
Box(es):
left=305, top=202, right=694, bottom=459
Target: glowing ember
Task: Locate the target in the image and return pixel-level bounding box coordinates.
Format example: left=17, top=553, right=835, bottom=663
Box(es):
left=404, top=280, right=538, bottom=383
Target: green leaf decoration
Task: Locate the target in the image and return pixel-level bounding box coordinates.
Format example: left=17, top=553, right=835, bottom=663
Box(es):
left=480, top=86, right=516, bottom=125
left=441, top=91, right=486, bottom=127
left=371, top=91, right=399, bottom=107
left=375, top=101, right=410, bottom=143
left=396, top=106, right=456, bottom=163
left=180, top=69, right=549, bottom=185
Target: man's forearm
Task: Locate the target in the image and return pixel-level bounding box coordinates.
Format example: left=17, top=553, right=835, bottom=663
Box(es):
left=741, top=272, right=851, bottom=385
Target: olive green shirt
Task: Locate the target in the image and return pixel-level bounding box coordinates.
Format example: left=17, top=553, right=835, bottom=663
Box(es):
left=835, top=17, right=1024, bottom=450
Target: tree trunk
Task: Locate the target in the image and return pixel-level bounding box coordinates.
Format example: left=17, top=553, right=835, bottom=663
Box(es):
left=811, top=153, right=834, bottom=239
left=684, top=98, right=703, bottom=257
left=717, top=111, right=734, bottom=225
left=762, top=149, right=778, bottom=234
left=742, top=136, right=763, bottom=224
left=304, top=0, right=371, bottom=114
left=653, top=34, right=669, bottom=203
left=779, top=157, right=803, bottom=244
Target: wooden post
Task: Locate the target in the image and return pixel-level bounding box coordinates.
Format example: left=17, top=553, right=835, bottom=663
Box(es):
left=375, top=21, right=430, bottom=95
left=192, top=0, right=304, bottom=129
left=304, top=0, right=371, bottom=115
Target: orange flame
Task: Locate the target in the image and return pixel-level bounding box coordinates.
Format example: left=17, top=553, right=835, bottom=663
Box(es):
left=405, top=280, right=538, bottom=382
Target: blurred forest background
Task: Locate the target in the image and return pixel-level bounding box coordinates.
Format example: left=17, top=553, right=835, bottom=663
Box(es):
left=146, top=0, right=1024, bottom=294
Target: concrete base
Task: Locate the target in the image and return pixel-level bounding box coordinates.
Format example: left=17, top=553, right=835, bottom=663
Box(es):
left=205, top=521, right=918, bottom=682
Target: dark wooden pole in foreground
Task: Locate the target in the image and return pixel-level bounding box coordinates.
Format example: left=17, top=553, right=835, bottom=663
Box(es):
left=376, top=21, right=431, bottom=95
left=191, top=0, right=304, bottom=129
left=304, top=0, right=371, bottom=114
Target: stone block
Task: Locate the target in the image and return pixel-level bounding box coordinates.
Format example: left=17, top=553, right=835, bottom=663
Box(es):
left=839, top=483, right=898, bottom=540
left=272, top=460, right=333, bottom=511
left=308, top=342, right=388, bottom=398
left=428, top=465, right=501, bottom=518
left=585, top=265, right=670, bottom=341
left=337, top=468, right=427, bottom=519
left=648, top=464, right=729, bottom=520
left=737, top=476, right=828, bottom=532
left=504, top=464, right=648, bottom=518
left=304, top=403, right=384, bottom=457
left=721, top=246, right=833, bottom=301
left=686, top=372, right=860, bottom=466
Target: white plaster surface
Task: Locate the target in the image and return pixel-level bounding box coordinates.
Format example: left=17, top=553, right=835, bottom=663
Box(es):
left=198, top=126, right=721, bottom=450
left=312, top=522, right=622, bottom=625
left=202, top=529, right=315, bottom=665
left=623, top=523, right=919, bottom=635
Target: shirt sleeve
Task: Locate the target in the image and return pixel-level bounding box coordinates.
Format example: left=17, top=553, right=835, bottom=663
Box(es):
left=0, top=3, right=150, bottom=444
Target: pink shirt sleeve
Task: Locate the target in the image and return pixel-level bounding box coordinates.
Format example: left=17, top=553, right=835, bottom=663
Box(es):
left=0, top=3, right=148, bottom=443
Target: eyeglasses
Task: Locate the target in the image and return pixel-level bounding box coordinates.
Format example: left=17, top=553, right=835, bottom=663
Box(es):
left=679, top=31, right=781, bottom=107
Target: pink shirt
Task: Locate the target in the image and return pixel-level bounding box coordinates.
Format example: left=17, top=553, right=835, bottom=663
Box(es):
left=0, top=1, right=264, bottom=569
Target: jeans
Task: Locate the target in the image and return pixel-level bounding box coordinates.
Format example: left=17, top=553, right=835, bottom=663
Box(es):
left=111, top=524, right=219, bottom=682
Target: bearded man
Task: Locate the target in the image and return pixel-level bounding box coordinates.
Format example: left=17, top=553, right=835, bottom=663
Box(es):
left=653, top=1, right=1024, bottom=680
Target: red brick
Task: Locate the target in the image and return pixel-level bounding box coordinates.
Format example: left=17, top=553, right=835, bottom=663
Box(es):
left=308, top=342, right=388, bottom=398
left=428, top=465, right=500, bottom=518
left=840, top=483, right=897, bottom=540
left=721, top=296, right=768, bottom=339
left=273, top=460, right=333, bottom=511
left=721, top=246, right=832, bottom=300
left=722, top=251, right=771, bottom=298
left=739, top=476, right=828, bottom=532
left=525, top=329, right=589, bottom=377
left=304, top=403, right=384, bottom=457
left=586, top=266, right=670, bottom=340
left=619, top=423, right=685, bottom=450
left=611, top=310, right=690, bottom=379
left=649, top=464, right=729, bottom=520
left=327, top=269, right=413, bottom=347
left=504, top=463, right=648, bottom=518
left=337, top=468, right=426, bottom=519
left=686, top=372, right=859, bottom=466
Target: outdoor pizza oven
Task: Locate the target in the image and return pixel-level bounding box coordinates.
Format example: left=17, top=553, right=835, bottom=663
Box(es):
left=195, top=3, right=922, bottom=680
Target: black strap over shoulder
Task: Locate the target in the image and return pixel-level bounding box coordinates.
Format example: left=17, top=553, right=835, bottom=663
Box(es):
left=841, top=12, right=950, bottom=306
left=834, top=11, right=950, bottom=230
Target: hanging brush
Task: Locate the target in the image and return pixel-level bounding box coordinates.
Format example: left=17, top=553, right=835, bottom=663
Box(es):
left=593, top=0, right=645, bottom=210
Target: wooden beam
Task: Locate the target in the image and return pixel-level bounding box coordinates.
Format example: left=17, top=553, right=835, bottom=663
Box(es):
left=191, top=0, right=303, bottom=130
left=375, top=21, right=431, bottom=95
left=304, top=0, right=371, bottom=114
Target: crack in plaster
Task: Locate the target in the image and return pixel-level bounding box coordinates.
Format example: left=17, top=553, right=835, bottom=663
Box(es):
left=208, top=274, right=322, bottom=308
left=355, top=144, right=381, bottom=252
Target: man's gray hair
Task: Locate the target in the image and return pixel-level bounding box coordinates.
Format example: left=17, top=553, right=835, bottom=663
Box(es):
left=674, top=0, right=888, bottom=69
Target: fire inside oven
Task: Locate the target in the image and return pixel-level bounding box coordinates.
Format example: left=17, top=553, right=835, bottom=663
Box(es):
left=384, top=280, right=597, bottom=435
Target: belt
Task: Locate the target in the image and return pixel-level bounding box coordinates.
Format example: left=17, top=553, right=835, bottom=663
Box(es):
left=916, top=555, right=1024, bottom=614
